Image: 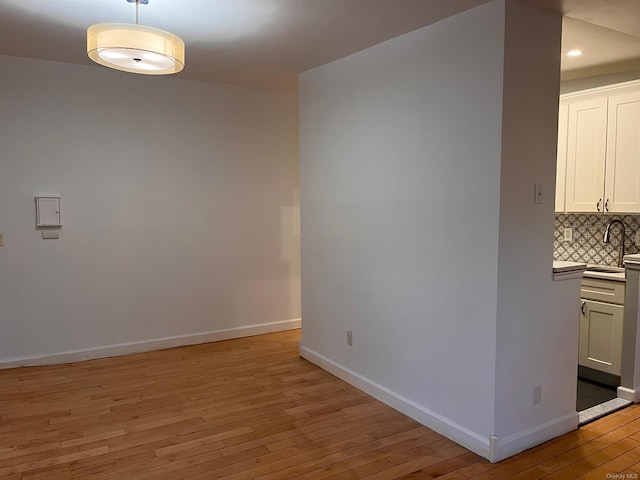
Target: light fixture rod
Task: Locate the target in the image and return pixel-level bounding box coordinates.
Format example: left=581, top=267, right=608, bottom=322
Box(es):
left=125, top=0, right=148, bottom=24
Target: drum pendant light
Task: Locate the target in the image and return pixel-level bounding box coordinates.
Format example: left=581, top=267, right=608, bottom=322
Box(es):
left=87, top=0, right=184, bottom=75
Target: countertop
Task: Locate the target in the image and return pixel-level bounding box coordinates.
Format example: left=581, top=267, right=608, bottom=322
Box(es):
left=553, top=261, right=587, bottom=273
left=583, top=266, right=626, bottom=282
left=552, top=261, right=587, bottom=281
left=552, top=261, right=626, bottom=282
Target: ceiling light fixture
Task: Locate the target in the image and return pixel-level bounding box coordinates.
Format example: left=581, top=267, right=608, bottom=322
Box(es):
left=567, top=50, right=583, bottom=57
left=87, top=0, right=184, bottom=75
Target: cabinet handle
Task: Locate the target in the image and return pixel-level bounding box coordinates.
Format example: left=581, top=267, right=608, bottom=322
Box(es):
left=605, top=199, right=609, bottom=212
left=581, top=301, right=586, bottom=316
left=597, top=199, right=602, bottom=212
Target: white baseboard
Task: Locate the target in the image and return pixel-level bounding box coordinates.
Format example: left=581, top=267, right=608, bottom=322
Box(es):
left=618, top=386, right=640, bottom=403
left=489, top=412, right=578, bottom=462
left=0, top=319, right=301, bottom=369
left=300, top=344, right=580, bottom=463
left=299, top=344, right=492, bottom=460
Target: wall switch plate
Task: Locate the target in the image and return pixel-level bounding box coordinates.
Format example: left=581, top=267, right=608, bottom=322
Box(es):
left=533, top=385, right=542, bottom=405
left=534, top=184, right=544, bottom=204
left=347, top=331, right=353, bottom=346
left=563, top=227, right=572, bottom=242
left=0, top=232, right=4, bottom=247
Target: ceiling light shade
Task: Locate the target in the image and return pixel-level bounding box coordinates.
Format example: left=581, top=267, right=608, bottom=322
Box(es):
left=87, top=23, right=185, bottom=75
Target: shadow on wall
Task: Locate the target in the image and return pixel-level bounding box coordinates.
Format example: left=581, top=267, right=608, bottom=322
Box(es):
left=281, top=189, right=301, bottom=317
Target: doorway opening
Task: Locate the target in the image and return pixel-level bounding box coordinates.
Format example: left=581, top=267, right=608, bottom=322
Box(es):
left=577, top=369, right=631, bottom=425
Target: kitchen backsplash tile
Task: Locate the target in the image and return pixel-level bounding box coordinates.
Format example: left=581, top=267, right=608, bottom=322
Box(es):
left=555, top=214, right=640, bottom=265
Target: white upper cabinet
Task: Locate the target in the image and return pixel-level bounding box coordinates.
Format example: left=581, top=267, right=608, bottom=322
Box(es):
left=564, top=97, right=608, bottom=213
left=605, top=91, right=640, bottom=213
left=557, top=81, right=640, bottom=214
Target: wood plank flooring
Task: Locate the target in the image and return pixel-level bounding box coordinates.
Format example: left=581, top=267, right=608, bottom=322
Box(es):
left=1, top=329, right=639, bottom=479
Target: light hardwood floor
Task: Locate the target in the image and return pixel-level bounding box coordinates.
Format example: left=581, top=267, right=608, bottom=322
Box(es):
left=1, top=329, right=639, bottom=479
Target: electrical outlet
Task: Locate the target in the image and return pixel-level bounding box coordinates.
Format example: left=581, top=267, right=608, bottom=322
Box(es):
left=533, top=385, right=542, bottom=405
left=563, top=228, right=572, bottom=242
left=346, top=331, right=353, bottom=346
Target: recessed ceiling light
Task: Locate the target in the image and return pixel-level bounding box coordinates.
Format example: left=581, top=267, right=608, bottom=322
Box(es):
left=567, top=50, right=583, bottom=57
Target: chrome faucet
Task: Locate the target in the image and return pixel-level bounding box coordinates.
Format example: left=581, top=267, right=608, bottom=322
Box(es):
left=603, top=219, right=627, bottom=267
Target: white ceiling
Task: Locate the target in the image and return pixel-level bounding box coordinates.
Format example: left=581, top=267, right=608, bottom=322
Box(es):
left=554, top=0, right=640, bottom=81
left=1, top=0, right=640, bottom=91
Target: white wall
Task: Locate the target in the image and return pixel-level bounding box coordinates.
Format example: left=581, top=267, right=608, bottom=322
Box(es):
left=0, top=55, right=300, bottom=363
left=493, top=1, right=569, bottom=459
left=299, top=1, right=505, bottom=454
left=299, top=0, right=566, bottom=461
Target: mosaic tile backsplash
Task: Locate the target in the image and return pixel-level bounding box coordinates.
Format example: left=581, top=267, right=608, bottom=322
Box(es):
left=554, top=214, right=640, bottom=266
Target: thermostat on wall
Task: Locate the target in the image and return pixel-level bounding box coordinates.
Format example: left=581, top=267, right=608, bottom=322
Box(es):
left=36, top=197, right=62, bottom=227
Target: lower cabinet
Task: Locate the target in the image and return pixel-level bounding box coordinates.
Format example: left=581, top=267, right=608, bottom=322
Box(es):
left=578, top=299, right=624, bottom=376
left=579, top=277, right=625, bottom=377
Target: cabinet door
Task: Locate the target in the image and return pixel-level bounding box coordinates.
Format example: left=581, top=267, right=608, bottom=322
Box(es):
left=565, top=98, right=608, bottom=212
left=556, top=103, right=569, bottom=213
left=578, top=299, right=623, bottom=376
left=604, top=91, right=640, bottom=213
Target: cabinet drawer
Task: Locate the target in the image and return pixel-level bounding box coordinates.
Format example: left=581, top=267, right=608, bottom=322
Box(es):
left=581, top=278, right=625, bottom=305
